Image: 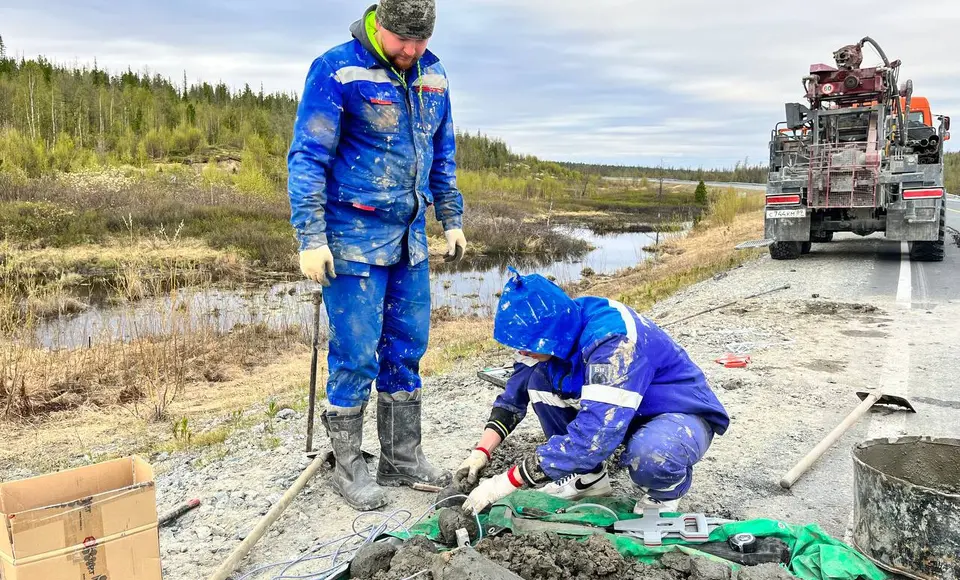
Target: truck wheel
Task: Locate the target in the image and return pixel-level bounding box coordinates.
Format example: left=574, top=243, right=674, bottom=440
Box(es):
left=810, top=231, right=833, bottom=243
left=801, top=241, right=812, bottom=254
left=770, top=241, right=802, bottom=260
left=908, top=198, right=946, bottom=262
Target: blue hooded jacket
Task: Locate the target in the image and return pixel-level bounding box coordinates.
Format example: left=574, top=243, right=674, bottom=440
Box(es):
left=492, top=271, right=730, bottom=481
left=287, top=5, right=464, bottom=268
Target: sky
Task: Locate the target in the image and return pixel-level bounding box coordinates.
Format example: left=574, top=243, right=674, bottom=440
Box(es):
left=4, top=0, right=960, bottom=169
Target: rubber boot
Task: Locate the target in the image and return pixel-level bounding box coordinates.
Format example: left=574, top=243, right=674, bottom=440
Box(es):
left=376, top=397, right=452, bottom=488
left=321, top=411, right=388, bottom=511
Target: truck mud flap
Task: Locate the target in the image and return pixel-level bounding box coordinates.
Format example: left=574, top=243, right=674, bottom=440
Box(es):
left=885, top=199, right=941, bottom=241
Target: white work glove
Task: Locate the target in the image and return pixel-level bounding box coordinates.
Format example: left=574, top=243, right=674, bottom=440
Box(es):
left=454, top=449, right=490, bottom=491
left=443, top=228, right=466, bottom=263
left=462, top=467, right=522, bottom=515
left=299, top=246, right=336, bottom=287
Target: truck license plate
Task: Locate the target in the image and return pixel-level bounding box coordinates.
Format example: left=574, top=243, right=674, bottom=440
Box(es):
left=767, top=209, right=806, bottom=219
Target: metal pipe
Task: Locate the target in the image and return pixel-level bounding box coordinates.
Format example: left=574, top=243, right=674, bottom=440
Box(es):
left=859, top=36, right=891, bottom=67
left=902, top=79, right=913, bottom=146
left=305, top=291, right=323, bottom=453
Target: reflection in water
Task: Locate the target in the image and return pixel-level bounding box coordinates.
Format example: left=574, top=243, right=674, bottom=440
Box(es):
left=37, top=226, right=685, bottom=349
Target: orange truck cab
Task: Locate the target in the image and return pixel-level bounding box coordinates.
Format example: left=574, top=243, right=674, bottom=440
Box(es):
left=904, top=96, right=932, bottom=126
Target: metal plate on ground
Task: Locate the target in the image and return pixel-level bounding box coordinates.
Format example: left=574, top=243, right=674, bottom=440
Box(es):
left=477, top=366, right=514, bottom=389
left=735, top=239, right=775, bottom=250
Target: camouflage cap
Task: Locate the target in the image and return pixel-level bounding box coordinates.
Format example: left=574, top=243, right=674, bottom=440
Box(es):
left=377, top=0, right=436, bottom=40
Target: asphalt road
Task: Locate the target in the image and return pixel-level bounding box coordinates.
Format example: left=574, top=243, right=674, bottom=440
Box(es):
left=768, top=195, right=960, bottom=552
left=656, top=191, right=958, bottom=555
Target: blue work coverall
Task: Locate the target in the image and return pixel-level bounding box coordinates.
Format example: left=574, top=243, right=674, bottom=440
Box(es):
left=488, top=272, right=730, bottom=500
left=287, top=10, right=464, bottom=409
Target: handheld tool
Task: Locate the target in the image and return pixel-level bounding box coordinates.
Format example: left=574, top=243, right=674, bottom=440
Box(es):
left=779, top=389, right=916, bottom=489
left=159, top=498, right=201, bottom=527
left=305, top=291, right=323, bottom=454
left=492, top=506, right=731, bottom=547
left=613, top=506, right=733, bottom=547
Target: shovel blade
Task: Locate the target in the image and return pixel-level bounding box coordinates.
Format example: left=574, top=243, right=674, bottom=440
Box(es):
left=857, top=391, right=917, bottom=413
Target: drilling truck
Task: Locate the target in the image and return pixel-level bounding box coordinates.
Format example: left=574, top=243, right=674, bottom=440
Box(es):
left=765, top=37, right=950, bottom=261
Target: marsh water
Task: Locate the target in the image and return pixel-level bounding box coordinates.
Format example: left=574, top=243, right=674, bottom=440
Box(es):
left=37, top=225, right=686, bottom=349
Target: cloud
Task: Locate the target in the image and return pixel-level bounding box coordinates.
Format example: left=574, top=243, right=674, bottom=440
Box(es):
left=4, top=0, right=959, bottom=168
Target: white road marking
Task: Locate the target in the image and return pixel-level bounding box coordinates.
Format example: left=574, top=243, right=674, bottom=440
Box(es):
left=915, top=259, right=930, bottom=309
left=869, top=241, right=912, bottom=439
left=895, top=242, right=912, bottom=309
left=845, top=242, right=915, bottom=544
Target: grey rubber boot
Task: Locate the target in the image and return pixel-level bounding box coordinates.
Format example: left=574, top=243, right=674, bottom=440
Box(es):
left=376, top=397, right=452, bottom=488
left=322, top=411, right=388, bottom=511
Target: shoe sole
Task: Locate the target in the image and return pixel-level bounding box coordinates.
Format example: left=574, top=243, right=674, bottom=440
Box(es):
left=330, top=482, right=388, bottom=511
left=568, top=483, right=614, bottom=501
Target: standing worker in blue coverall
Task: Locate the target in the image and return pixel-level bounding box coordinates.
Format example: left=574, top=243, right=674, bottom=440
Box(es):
left=458, top=270, right=730, bottom=515
left=287, top=0, right=465, bottom=511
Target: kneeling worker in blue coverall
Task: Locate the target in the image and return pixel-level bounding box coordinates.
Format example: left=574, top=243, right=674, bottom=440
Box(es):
left=287, top=0, right=465, bottom=511
left=458, top=271, right=730, bottom=515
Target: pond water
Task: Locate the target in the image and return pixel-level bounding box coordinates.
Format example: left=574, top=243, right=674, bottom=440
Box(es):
left=36, top=226, right=686, bottom=349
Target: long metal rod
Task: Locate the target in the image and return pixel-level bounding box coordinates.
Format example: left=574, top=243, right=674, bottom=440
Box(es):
left=660, top=284, right=791, bottom=328
left=206, top=455, right=328, bottom=580
left=305, top=291, right=323, bottom=454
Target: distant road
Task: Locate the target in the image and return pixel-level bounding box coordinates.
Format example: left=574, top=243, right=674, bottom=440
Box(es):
left=607, top=177, right=960, bottom=200
left=602, top=176, right=766, bottom=191
left=659, top=178, right=767, bottom=191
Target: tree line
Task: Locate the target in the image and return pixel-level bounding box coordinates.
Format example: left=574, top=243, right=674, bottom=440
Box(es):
left=2, top=36, right=956, bottom=192
left=559, top=159, right=769, bottom=184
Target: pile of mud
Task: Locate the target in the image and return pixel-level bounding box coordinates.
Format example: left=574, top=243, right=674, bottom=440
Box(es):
left=477, top=533, right=675, bottom=580
left=476, top=533, right=797, bottom=580
left=352, top=532, right=797, bottom=580
left=485, top=431, right=547, bottom=474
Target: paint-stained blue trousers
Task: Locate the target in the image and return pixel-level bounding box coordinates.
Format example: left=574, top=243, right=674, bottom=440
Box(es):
left=323, top=255, right=430, bottom=409
left=530, top=381, right=714, bottom=500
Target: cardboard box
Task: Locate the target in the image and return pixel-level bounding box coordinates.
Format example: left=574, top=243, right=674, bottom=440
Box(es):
left=0, top=456, right=162, bottom=580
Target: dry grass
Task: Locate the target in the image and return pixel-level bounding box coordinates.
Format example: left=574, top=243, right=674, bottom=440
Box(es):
left=1, top=238, right=249, bottom=318
left=0, top=350, right=312, bottom=474
left=708, top=188, right=766, bottom=226
left=572, top=209, right=765, bottom=311
left=0, top=300, right=309, bottom=423
left=0, top=314, right=500, bottom=474
left=421, top=316, right=500, bottom=377
left=9, top=239, right=239, bottom=277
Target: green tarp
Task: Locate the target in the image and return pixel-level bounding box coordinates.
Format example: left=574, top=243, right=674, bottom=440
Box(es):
left=403, top=491, right=888, bottom=580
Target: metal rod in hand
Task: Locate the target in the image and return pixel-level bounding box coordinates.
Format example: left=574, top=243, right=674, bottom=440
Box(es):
left=660, top=284, right=791, bottom=328
left=305, top=291, right=323, bottom=454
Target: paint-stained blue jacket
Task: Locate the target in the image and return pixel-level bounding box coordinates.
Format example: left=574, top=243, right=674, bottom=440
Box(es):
left=491, top=272, right=730, bottom=481
left=287, top=8, right=463, bottom=267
